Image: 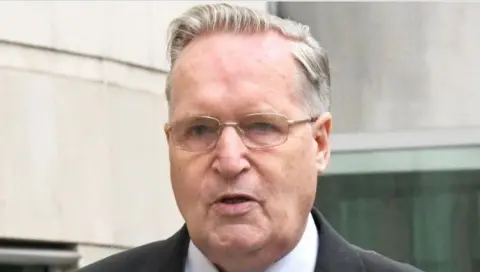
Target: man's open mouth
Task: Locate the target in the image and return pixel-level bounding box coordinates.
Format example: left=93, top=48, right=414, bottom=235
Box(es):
left=217, top=194, right=255, bottom=204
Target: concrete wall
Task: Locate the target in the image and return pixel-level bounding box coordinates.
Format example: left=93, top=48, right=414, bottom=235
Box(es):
left=7, top=1, right=477, bottom=267
left=277, top=2, right=480, bottom=134
left=0, top=1, right=268, bottom=266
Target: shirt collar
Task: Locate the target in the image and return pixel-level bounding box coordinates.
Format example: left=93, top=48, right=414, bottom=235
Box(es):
left=185, top=213, right=319, bottom=272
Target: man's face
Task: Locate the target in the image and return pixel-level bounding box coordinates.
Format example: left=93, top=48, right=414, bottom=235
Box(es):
left=166, top=31, right=331, bottom=257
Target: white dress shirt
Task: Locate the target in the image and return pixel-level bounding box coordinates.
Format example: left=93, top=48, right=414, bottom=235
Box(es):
left=185, top=214, right=319, bottom=272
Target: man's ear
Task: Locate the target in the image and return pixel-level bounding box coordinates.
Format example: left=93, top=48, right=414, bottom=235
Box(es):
left=164, top=123, right=172, bottom=144
left=313, top=112, right=332, bottom=175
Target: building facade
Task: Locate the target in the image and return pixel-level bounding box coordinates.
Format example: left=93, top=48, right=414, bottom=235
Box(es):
left=1, top=2, right=479, bottom=271
left=0, top=1, right=267, bottom=271
left=275, top=3, right=480, bottom=272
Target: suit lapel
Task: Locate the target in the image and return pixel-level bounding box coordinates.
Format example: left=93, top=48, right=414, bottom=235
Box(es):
left=160, top=209, right=365, bottom=272
left=148, top=226, right=190, bottom=272
left=311, top=208, right=365, bottom=272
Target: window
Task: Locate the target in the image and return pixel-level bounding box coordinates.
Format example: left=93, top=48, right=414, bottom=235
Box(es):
left=315, top=170, right=480, bottom=272
left=0, top=264, right=49, bottom=272
left=0, top=240, right=79, bottom=272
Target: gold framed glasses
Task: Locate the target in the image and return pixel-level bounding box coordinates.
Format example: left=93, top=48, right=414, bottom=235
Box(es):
left=165, top=113, right=318, bottom=152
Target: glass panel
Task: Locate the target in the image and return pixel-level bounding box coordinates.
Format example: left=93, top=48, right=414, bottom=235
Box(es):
left=326, top=146, right=480, bottom=175
left=315, top=170, right=480, bottom=272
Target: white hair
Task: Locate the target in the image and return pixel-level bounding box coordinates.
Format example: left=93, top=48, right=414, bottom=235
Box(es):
left=165, top=3, right=331, bottom=116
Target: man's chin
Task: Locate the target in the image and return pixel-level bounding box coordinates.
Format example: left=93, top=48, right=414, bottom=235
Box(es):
left=209, top=223, right=268, bottom=252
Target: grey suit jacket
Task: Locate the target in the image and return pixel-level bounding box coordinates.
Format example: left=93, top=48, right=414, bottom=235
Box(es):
left=77, top=208, right=423, bottom=272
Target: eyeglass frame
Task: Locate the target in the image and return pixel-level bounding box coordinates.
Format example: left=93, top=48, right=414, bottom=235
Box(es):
left=164, top=112, right=319, bottom=152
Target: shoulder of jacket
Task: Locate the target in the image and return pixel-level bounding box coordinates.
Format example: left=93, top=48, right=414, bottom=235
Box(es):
left=76, top=239, right=170, bottom=272
left=351, top=245, right=424, bottom=272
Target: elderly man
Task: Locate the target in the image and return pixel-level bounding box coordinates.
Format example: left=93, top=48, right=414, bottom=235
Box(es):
left=79, top=3, right=422, bottom=272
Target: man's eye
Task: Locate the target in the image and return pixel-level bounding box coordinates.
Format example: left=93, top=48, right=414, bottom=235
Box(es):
left=246, top=122, right=277, bottom=132
left=188, top=125, right=213, bottom=135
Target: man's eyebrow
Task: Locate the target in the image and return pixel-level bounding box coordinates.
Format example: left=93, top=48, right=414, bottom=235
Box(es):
left=174, top=112, right=215, bottom=120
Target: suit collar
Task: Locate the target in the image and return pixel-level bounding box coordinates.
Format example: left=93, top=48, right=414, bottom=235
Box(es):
left=160, top=208, right=365, bottom=272
left=185, top=213, right=319, bottom=272
left=311, top=207, right=365, bottom=272
left=153, top=225, right=190, bottom=271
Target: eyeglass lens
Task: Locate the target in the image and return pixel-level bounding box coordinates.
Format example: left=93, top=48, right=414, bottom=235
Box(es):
left=171, top=114, right=289, bottom=150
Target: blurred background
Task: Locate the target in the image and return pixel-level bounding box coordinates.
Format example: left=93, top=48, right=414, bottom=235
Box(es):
left=0, top=1, right=479, bottom=271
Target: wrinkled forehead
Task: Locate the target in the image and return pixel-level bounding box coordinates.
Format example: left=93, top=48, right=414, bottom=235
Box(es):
left=168, top=31, right=303, bottom=119
left=171, top=31, right=299, bottom=90
left=175, top=31, right=296, bottom=69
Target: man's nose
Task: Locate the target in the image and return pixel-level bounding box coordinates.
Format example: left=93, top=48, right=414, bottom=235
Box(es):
left=212, top=126, right=250, bottom=180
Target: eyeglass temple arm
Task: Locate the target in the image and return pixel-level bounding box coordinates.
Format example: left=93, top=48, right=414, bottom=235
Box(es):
left=288, top=116, right=319, bottom=125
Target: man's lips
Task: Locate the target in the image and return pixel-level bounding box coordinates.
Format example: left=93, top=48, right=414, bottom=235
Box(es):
left=212, top=193, right=259, bottom=215
left=214, top=193, right=258, bottom=204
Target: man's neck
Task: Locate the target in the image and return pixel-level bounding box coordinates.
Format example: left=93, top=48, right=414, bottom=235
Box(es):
left=185, top=213, right=318, bottom=272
